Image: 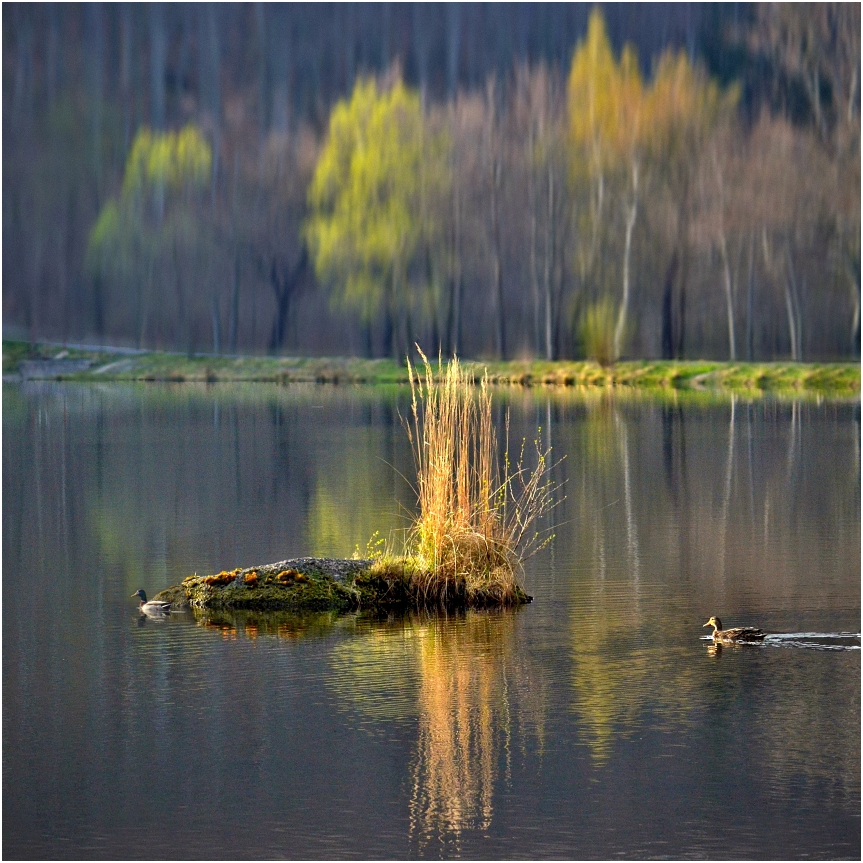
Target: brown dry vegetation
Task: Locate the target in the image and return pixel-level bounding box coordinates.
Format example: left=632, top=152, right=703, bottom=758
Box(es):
left=403, top=351, right=559, bottom=606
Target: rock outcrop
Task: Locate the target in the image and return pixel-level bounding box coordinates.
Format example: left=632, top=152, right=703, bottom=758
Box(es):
left=154, top=556, right=530, bottom=612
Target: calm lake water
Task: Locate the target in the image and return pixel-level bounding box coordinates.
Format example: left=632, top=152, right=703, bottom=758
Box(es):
left=3, top=381, right=860, bottom=860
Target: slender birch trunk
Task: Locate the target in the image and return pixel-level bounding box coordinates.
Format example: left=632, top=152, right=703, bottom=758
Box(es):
left=746, top=232, right=755, bottom=361
left=785, top=242, right=802, bottom=361
left=543, top=160, right=555, bottom=360
left=614, top=159, right=638, bottom=360
left=714, top=152, right=736, bottom=360
left=486, top=77, right=505, bottom=359
left=527, top=119, right=541, bottom=355
left=783, top=282, right=798, bottom=361
left=228, top=251, right=240, bottom=354
left=719, top=232, right=736, bottom=361
left=490, top=155, right=505, bottom=359
left=451, top=184, right=462, bottom=356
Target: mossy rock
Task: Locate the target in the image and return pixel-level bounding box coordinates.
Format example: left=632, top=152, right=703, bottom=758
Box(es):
left=155, top=558, right=373, bottom=612
left=154, top=556, right=531, bottom=613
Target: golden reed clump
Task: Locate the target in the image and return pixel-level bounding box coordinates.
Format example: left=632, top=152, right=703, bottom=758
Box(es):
left=404, top=349, right=561, bottom=607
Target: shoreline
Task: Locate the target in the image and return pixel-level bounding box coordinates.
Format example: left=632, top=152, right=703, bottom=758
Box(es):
left=3, top=340, right=859, bottom=394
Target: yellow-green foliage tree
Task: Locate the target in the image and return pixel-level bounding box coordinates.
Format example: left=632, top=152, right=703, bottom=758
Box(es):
left=568, top=8, right=737, bottom=361
left=305, top=74, right=450, bottom=358
left=87, top=125, right=212, bottom=348
left=567, top=8, right=644, bottom=360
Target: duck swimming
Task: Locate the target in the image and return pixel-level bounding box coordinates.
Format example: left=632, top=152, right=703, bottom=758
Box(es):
left=703, top=616, right=765, bottom=642
left=132, top=589, right=172, bottom=616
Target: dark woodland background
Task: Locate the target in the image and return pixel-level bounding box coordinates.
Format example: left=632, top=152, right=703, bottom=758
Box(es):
left=3, top=3, right=860, bottom=361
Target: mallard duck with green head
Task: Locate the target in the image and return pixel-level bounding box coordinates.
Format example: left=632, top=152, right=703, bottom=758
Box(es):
left=132, top=589, right=172, bottom=616
left=703, top=616, right=765, bottom=642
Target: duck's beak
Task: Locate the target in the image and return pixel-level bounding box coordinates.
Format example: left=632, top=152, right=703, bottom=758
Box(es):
left=702, top=620, right=711, bottom=627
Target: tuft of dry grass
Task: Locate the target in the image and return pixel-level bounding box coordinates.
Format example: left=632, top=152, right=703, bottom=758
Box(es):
left=404, top=349, right=561, bottom=607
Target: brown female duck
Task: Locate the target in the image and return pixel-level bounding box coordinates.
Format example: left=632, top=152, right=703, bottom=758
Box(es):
left=703, top=616, right=765, bottom=642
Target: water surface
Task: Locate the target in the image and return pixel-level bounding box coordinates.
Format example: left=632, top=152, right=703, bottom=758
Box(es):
left=3, top=382, right=860, bottom=859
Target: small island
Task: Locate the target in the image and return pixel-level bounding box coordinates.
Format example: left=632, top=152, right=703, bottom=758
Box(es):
left=154, top=556, right=531, bottom=613
left=155, top=353, right=554, bottom=616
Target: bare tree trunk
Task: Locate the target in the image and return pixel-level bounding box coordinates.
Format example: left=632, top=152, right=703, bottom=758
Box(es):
left=445, top=4, right=460, bottom=100
left=714, top=152, right=736, bottom=360
left=228, top=152, right=240, bottom=354
left=447, top=182, right=463, bottom=356
left=661, top=251, right=679, bottom=359
left=228, top=251, right=240, bottom=353
left=528, top=126, right=541, bottom=356
left=148, top=3, right=167, bottom=130
left=543, top=160, right=555, bottom=360
left=719, top=231, right=736, bottom=361
left=849, top=267, right=860, bottom=356
left=785, top=242, right=803, bottom=361
left=491, top=158, right=505, bottom=358
left=486, top=77, right=506, bottom=359
left=783, top=282, right=798, bottom=361
left=268, top=246, right=308, bottom=353
left=586, top=144, right=604, bottom=282
left=384, top=266, right=396, bottom=359
left=85, top=4, right=104, bottom=205
left=745, top=232, right=755, bottom=360
left=119, top=5, right=133, bottom=150
left=211, top=298, right=221, bottom=354
left=614, top=159, right=638, bottom=360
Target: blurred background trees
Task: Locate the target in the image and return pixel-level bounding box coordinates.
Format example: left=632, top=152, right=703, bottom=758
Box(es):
left=3, top=3, right=859, bottom=361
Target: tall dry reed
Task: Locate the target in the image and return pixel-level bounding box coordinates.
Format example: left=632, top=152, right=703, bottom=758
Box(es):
left=405, top=349, right=560, bottom=606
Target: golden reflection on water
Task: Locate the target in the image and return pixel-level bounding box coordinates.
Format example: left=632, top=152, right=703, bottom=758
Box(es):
left=407, top=611, right=546, bottom=856
left=323, top=610, right=546, bottom=855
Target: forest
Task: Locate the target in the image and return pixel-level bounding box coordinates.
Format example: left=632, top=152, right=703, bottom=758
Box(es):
left=3, top=3, right=860, bottom=361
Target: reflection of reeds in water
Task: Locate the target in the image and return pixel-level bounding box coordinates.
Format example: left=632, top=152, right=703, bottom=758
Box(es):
left=200, top=607, right=547, bottom=852
left=408, top=612, right=545, bottom=856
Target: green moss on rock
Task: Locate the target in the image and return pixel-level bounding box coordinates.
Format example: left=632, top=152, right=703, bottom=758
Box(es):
left=154, top=555, right=531, bottom=613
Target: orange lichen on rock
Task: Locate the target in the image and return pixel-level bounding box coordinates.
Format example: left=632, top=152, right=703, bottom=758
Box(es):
left=276, top=569, right=301, bottom=583
left=244, top=572, right=258, bottom=586
left=203, top=571, right=237, bottom=586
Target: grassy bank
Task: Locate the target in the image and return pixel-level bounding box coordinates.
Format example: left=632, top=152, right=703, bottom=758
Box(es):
left=3, top=339, right=859, bottom=393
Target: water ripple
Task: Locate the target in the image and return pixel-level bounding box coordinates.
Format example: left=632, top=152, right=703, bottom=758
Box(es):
left=764, top=632, right=861, bottom=651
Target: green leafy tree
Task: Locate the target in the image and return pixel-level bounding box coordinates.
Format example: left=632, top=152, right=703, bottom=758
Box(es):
left=568, top=8, right=737, bottom=361
left=567, top=8, right=644, bottom=360
left=305, top=74, right=450, bottom=358
left=87, top=125, right=212, bottom=349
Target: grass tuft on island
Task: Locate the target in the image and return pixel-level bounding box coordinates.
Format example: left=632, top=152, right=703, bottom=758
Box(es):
left=402, top=350, right=558, bottom=606
left=4, top=339, right=859, bottom=394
